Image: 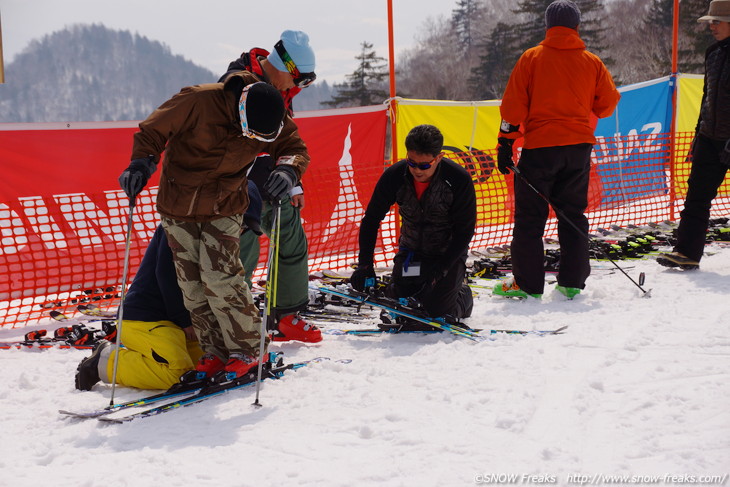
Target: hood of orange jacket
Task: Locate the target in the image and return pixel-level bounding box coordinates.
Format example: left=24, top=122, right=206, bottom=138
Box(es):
left=500, top=26, right=620, bottom=149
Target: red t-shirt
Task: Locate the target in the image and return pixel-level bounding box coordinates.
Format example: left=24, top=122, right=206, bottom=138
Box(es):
left=413, top=180, right=430, bottom=199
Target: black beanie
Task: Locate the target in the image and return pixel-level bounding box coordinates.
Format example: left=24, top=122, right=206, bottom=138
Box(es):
left=243, top=82, right=285, bottom=137
left=545, top=0, right=581, bottom=29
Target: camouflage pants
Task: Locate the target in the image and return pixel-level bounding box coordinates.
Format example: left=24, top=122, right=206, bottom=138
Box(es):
left=160, top=215, right=266, bottom=360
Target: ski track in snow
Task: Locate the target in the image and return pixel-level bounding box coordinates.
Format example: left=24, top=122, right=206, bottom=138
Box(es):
left=0, top=247, right=728, bottom=486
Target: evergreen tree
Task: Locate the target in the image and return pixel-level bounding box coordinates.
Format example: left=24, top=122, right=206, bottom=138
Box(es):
left=639, top=0, right=710, bottom=77
left=511, top=0, right=611, bottom=60
left=451, top=0, right=483, bottom=55
left=684, top=0, right=715, bottom=69
left=325, top=42, right=389, bottom=108
left=468, top=22, right=521, bottom=99
left=468, top=0, right=611, bottom=99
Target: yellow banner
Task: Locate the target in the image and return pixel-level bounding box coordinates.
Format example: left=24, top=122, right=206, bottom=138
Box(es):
left=675, top=74, right=729, bottom=197
left=676, top=75, right=703, bottom=133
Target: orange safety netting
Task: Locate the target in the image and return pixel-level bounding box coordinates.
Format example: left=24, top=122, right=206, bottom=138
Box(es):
left=1, top=130, right=728, bottom=328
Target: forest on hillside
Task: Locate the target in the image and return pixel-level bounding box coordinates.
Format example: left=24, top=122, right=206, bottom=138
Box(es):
left=0, top=24, right=333, bottom=123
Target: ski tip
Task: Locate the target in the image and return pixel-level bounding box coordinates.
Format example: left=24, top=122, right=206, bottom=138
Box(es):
left=59, top=409, right=109, bottom=419
left=49, top=310, right=68, bottom=321
left=97, top=416, right=126, bottom=424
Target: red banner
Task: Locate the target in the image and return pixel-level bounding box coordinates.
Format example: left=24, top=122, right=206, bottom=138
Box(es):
left=296, top=107, right=388, bottom=267
left=0, top=108, right=388, bottom=325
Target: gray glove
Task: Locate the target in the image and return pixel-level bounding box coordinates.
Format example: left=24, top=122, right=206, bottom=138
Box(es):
left=262, top=165, right=297, bottom=202
left=119, top=156, right=157, bottom=200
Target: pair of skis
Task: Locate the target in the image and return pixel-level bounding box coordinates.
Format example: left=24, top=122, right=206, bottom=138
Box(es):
left=60, top=355, right=350, bottom=423
left=315, top=285, right=567, bottom=341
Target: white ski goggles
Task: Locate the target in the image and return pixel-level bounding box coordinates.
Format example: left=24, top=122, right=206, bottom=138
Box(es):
left=239, top=83, right=284, bottom=142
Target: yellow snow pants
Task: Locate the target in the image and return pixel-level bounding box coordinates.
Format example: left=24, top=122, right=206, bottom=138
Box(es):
left=100, top=320, right=204, bottom=390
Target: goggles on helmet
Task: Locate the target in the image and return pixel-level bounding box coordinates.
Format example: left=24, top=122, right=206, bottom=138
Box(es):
left=274, top=40, right=317, bottom=88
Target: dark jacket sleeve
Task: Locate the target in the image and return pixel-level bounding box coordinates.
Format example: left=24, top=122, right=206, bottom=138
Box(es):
left=441, top=163, right=477, bottom=271
left=357, top=164, right=403, bottom=267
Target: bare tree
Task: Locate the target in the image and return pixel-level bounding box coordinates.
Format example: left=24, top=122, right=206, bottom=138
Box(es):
left=602, top=0, right=654, bottom=84
left=396, top=17, right=469, bottom=100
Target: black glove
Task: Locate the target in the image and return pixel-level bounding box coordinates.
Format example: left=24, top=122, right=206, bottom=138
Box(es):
left=118, top=156, right=157, bottom=200
left=497, top=138, right=515, bottom=175
left=496, top=120, right=521, bottom=175
left=262, top=165, right=297, bottom=202
left=350, top=265, right=376, bottom=292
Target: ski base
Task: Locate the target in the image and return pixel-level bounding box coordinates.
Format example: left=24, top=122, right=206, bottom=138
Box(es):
left=324, top=325, right=567, bottom=337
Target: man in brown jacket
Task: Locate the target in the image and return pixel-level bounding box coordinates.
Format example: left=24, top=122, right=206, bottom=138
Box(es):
left=118, top=72, right=310, bottom=380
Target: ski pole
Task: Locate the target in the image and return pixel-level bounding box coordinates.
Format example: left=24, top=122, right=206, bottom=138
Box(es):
left=253, top=201, right=282, bottom=407
left=510, top=165, right=651, bottom=297
left=109, top=199, right=136, bottom=405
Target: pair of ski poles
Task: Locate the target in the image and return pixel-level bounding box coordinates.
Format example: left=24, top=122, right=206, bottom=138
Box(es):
left=109, top=197, right=283, bottom=407
left=253, top=202, right=282, bottom=407
left=508, top=165, right=651, bottom=297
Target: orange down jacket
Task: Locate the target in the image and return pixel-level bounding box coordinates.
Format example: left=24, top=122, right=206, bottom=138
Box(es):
left=500, top=26, right=621, bottom=149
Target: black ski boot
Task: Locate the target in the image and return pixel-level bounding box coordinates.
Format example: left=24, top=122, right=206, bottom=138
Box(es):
left=75, top=340, right=110, bottom=391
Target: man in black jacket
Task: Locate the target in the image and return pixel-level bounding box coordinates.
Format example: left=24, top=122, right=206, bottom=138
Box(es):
left=350, top=124, right=477, bottom=321
left=657, top=0, right=730, bottom=270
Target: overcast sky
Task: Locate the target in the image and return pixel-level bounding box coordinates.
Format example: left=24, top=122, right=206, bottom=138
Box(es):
left=1, top=0, right=457, bottom=83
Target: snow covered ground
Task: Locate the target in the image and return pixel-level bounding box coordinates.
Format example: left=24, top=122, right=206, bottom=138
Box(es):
left=0, top=247, right=728, bottom=487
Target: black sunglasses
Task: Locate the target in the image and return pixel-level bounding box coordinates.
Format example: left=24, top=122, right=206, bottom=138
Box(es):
left=274, top=40, right=317, bottom=88
left=406, top=154, right=441, bottom=170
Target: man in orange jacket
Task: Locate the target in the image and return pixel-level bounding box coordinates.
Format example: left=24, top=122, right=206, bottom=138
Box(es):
left=493, top=0, right=620, bottom=300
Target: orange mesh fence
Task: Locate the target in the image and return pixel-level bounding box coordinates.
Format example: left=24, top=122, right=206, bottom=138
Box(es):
left=1, top=125, right=729, bottom=328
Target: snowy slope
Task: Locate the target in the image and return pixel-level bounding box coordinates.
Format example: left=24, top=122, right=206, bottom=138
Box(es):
left=0, top=248, right=728, bottom=487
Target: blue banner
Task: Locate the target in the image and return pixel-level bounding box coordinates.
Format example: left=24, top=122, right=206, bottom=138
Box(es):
left=593, top=78, right=672, bottom=208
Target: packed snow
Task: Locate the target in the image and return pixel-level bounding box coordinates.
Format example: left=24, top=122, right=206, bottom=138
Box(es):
left=0, top=247, right=728, bottom=487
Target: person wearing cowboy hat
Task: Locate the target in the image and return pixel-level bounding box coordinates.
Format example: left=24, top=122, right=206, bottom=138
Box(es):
left=657, top=0, right=730, bottom=270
